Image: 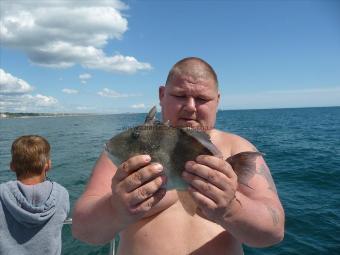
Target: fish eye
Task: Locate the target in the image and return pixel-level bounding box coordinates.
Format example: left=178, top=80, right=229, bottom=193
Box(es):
left=132, top=131, right=140, bottom=139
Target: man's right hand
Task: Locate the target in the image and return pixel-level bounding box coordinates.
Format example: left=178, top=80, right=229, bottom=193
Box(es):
left=111, top=155, right=167, bottom=226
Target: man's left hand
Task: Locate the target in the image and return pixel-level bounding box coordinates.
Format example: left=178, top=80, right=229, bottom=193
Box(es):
left=182, top=155, right=240, bottom=224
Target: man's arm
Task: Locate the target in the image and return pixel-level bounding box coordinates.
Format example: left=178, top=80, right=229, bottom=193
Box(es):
left=220, top=155, right=284, bottom=247
left=72, top=152, right=122, bottom=244
left=72, top=152, right=166, bottom=244
left=183, top=134, right=285, bottom=247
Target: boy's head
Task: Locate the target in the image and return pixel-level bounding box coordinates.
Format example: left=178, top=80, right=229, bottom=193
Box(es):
left=10, top=135, right=51, bottom=178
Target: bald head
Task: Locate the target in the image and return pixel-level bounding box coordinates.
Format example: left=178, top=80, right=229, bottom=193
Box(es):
left=165, top=57, right=218, bottom=90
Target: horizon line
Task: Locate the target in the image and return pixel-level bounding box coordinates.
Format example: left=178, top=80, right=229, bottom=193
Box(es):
left=1, top=105, right=339, bottom=116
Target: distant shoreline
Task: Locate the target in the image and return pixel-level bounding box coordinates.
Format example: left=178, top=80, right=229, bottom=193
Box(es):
left=0, top=112, right=93, bottom=119
left=1, top=106, right=339, bottom=119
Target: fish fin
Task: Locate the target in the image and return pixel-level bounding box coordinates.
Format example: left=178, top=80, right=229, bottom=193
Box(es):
left=226, top=151, right=264, bottom=164
left=181, top=128, right=222, bottom=157
left=226, top=151, right=264, bottom=189
left=144, top=106, right=157, bottom=124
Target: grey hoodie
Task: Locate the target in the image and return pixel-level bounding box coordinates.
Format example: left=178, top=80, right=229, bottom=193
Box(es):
left=0, top=180, right=69, bottom=255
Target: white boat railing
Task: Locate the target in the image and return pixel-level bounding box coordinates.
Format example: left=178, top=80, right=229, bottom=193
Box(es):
left=63, top=218, right=115, bottom=255
left=63, top=218, right=72, bottom=225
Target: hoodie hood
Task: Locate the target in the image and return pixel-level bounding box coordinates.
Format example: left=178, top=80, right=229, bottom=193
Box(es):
left=0, top=180, right=59, bottom=227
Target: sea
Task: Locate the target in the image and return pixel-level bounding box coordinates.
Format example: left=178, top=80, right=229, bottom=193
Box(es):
left=0, top=107, right=339, bottom=255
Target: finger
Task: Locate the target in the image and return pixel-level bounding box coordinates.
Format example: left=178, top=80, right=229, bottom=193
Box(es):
left=129, top=188, right=167, bottom=215
left=184, top=161, right=228, bottom=190
left=183, top=171, right=225, bottom=204
left=114, top=155, right=151, bottom=181
left=122, top=163, right=164, bottom=192
left=196, top=155, right=236, bottom=179
left=128, top=175, right=167, bottom=205
left=187, top=185, right=216, bottom=211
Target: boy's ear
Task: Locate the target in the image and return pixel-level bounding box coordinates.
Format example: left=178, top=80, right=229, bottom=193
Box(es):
left=10, top=162, right=15, bottom=172
left=45, top=159, right=52, bottom=172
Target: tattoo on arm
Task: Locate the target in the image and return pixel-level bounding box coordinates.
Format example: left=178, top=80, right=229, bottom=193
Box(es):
left=257, top=163, right=277, bottom=193
left=266, top=205, right=279, bottom=226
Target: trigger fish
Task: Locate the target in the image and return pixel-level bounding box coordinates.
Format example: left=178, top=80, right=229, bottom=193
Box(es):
left=105, top=106, right=262, bottom=190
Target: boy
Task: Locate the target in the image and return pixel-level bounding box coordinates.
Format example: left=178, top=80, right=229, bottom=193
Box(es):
left=0, top=135, right=70, bottom=255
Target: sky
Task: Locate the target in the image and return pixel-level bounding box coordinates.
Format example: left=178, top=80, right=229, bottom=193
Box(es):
left=0, top=0, right=339, bottom=114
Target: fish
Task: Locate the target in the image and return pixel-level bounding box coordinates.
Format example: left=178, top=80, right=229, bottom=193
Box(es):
left=105, top=106, right=263, bottom=190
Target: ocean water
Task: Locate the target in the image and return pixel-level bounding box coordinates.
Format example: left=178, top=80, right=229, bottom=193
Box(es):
left=0, top=107, right=339, bottom=255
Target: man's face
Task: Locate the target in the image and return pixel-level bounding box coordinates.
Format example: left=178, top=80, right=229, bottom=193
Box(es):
left=159, top=75, right=220, bottom=130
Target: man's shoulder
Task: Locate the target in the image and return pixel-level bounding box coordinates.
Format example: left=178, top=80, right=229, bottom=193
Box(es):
left=211, top=129, right=256, bottom=155
left=210, top=129, right=245, bottom=142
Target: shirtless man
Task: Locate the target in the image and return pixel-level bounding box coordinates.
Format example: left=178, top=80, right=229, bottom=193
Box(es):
left=72, top=57, right=285, bottom=254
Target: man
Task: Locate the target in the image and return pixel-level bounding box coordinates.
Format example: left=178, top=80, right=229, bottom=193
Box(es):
left=72, top=57, right=284, bottom=254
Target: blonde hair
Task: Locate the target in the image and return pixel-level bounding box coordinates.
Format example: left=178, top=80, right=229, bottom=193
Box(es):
left=11, top=135, right=50, bottom=178
left=165, top=57, right=218, bottom=89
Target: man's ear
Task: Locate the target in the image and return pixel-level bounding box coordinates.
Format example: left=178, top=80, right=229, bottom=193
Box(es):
left=217, top=93, right=220, bottom=104
left=159, top=85, right=165, bottom=106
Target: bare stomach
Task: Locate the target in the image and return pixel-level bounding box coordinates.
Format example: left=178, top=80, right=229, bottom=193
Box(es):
left=117, top=190, right=243, bottom=255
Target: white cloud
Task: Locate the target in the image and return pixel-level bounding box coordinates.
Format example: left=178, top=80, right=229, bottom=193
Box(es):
left=32, top=94, right=58, bottom=106
left=79, top=73, right=92, bottom=80
left=0, top=0, right=152, bottom=73
left=97, top=88, right=141, bottom=98
left=0, top=94, right=58, bottom=112
left=76, top=106, right=93, bottom=111
left=62, top=88, right=79, bottom=94
left=83, top=54, right=152, bottom=74
left=0, top=68, right=58, bottom=112
left=79, top=73, right=92, bottom=84
left=131, top=103, right=145, bottom=109
left=0, top=69, right=34, bottom=94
